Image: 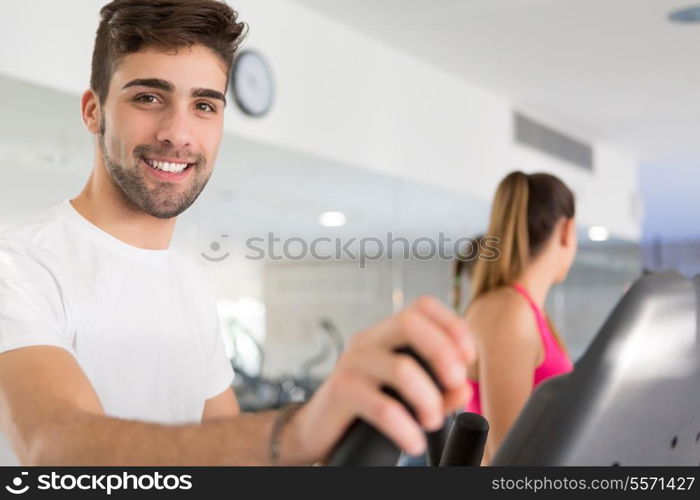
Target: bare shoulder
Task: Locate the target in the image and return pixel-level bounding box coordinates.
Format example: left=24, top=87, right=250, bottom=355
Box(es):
left=465, top=287, right=539, bottom=346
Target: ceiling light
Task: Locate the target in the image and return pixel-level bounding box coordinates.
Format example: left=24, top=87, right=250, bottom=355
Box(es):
left=319, top=211, right=346, bottom=227
left=588, top=226, right=610, bottom=242
left=669, top=5, right=700, bottom=23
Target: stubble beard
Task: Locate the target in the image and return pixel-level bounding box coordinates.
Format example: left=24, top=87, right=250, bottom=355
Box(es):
left=97, top=117, right=212, bottom=219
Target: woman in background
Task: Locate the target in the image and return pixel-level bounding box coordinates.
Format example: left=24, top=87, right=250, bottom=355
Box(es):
left=462, top=171, right=576, bottom=464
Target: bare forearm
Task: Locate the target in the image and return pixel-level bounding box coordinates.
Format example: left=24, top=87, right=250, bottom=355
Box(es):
left=31, top=408, right=285, bottom=466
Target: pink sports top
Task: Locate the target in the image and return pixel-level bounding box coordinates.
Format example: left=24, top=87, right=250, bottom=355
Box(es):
left=465, top=283, right=573, bottom=414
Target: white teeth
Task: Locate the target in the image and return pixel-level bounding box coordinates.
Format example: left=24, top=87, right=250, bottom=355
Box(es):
left=144, top=158, right=189, bottom=173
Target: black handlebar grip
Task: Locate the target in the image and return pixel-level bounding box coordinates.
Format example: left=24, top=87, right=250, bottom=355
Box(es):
left=326, top=347, right=450, bottom=466
left=426, top=412, right=455, bottom=466
left=438, top=412, right=489, bottom=466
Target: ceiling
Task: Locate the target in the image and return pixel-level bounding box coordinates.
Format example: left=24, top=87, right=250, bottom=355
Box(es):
left=293, top=0, right=700, bottom=240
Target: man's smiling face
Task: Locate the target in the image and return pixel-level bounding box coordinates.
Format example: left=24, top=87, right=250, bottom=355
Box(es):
left=97, top=44, right=227, bottom=219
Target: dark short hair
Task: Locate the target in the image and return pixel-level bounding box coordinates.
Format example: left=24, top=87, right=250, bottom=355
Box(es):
left=91, top=0, right=246, bottom=106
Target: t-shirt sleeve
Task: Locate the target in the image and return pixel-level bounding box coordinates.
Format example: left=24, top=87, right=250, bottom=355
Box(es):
left=178, top=253, right=234, bottom=400
left=194, top=267, right=234, bottom=400
left=0, top=240, right=75, bottom=356
left=205, top=317, right=235, bottom=400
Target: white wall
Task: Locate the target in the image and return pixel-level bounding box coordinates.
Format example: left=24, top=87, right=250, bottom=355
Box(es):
left=230, top=0, right=642, bottom=240
left=0, top=0, right=641, bottom=240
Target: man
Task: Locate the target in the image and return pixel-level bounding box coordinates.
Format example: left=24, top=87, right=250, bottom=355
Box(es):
left=0, top=0, right=473, bottom=465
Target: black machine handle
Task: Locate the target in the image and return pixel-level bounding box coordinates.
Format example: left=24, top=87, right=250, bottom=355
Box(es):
left=327, top=347, right=455, bottom=466
left=439, top=412, right=489, bottom=466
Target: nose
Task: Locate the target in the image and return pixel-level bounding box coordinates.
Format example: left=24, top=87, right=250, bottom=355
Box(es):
left=155, top=103, right=193, bottom=151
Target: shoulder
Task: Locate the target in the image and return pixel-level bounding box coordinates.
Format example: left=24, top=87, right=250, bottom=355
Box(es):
left=466, top=287, right=539, bottom=349
left=0, top=202, right=75, bottom=274
left=0, top=237, right=56, bottom=281
left=467, top=287, right=533, bottom=326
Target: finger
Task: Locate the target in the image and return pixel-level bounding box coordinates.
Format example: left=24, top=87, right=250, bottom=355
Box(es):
left=443, top=384, right=472, bottom=414
left=345, top=349, right=445, bottom=431
left=385, top=308, right=467, bottom=392
left=341, top=376, right=427, bottom=456
left=413, top=296, right=475, bottom=363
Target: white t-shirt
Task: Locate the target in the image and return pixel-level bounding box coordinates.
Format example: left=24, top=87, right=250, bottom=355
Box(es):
left=0, top=200, right=234, bottom=426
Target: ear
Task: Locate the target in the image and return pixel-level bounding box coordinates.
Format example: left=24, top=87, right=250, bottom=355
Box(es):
left=559, top=217, right=575, bottom=248
left=81, top=89, right=101, bottom=135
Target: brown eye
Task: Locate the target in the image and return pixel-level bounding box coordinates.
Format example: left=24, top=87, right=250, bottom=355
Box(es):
left=196, top=102, right=216, bottom=113
left=134, top=94, right=159, bottom=104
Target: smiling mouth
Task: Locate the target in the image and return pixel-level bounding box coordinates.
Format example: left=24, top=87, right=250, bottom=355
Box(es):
left=142, top=156, right=194, bottom=173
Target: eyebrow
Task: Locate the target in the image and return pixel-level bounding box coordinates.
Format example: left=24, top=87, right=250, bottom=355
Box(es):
left=122, top=78, right=227, bottom=107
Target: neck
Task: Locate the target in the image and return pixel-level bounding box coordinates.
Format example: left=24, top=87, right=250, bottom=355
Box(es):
left=71, top=155, right=176, bottom=250
left=515, top=258, right=556, bottom=308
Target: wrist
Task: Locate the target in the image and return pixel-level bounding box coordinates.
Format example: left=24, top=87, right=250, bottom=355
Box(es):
left=269, top=403, right=311, bottom=465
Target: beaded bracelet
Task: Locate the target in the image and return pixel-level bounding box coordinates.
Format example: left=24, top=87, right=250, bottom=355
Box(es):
left=269, top=402, right=304, bottom=465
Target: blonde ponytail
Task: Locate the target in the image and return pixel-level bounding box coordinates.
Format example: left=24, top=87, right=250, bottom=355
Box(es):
left=471, top=171, right=531, bottom=301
